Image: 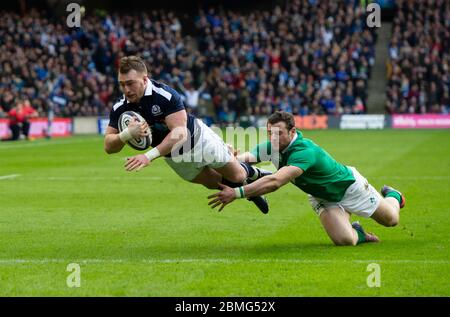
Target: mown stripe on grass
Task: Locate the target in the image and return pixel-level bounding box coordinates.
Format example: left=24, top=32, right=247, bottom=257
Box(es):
left=0, top=258, right=448, bottom=265
left=0, top=137, right=101, bottom=149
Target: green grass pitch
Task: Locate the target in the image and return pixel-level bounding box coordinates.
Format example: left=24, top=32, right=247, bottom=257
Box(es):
left=0, top=129, right=449, bottom=296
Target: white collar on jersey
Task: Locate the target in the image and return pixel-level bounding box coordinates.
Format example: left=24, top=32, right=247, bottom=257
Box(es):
left=281, top=131, right=298, bottom=154
left=144, top=78, right=153, bottom=96
left=124, top=78, right=152, bottom=103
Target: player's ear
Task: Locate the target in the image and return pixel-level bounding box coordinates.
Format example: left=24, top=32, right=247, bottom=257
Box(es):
left=290, top=127, right=296, bottom=137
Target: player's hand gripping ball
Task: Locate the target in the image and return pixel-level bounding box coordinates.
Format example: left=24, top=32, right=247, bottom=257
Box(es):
left=118, top=111, right=152, bottom=150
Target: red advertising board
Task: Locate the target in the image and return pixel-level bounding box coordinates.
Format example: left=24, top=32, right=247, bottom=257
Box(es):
left=294, top=115, right=328, bottom=129
left=392, top=114, right=450, bottom=129
left=0, top=118, right=72, bottom=139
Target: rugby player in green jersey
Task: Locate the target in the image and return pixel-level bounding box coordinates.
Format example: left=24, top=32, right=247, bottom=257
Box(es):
left=208, top=111, right=406, bottom=246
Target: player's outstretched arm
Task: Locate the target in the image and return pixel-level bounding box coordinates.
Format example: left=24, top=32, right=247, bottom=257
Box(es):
left=124, top=110, right=188, bottom=171
left=208, top=166, right=303, bottom=211
left=105, top=118, right=149, bottom=154
left=242, top=166, right=303, bottom=197
left=104, top=126, right=126, bottom=154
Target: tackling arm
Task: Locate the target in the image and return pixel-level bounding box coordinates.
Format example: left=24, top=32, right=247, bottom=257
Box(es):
left=208, top=165, right=303, bottom=211
left=241, top=166, right=303, bottom=197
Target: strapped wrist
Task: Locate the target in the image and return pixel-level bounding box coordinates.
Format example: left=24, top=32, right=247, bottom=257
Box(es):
left=144, top=147, right=161, bottom=161
left=118, top=128, right=132, bottom=143
left=234, top=186, right=245, bottom=199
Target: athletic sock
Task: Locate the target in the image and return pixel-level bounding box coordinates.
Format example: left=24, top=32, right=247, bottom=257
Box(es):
left=354, top=228, right=366, bottom=244
left=239, top=162, right=256, bottom=179
left=386, top=191, right=402, bottom=206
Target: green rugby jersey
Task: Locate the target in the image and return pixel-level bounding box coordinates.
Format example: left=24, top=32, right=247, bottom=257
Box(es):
left=251, top=130, right=355, bottom=202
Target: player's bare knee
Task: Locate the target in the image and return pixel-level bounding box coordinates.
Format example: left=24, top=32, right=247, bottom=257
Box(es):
left=384, top=215, right=399, bottom=227
left=104, top=146, right=114, bottom=154
left=389, top=220, right=399, bottom=227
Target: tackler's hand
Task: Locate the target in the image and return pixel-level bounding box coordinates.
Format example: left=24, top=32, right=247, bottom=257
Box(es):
left=207, top=183, right=236, bottom=211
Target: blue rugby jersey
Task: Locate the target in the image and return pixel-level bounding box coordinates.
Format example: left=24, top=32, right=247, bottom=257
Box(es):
left=108, top=79, right=196, bottom=153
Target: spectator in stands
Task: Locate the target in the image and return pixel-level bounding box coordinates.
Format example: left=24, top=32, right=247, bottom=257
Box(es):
left=5, top=99, right=37, bottom=141
left=173, top=78, right=207, bottom=116
left=0, top=105, right=6, bottom=118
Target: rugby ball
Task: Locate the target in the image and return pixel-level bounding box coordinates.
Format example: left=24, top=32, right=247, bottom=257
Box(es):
left=118, top=111, right=152, bottom=150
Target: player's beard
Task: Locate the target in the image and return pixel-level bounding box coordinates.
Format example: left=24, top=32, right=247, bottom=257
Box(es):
left=271, top=139, right=282, bottom=152
left=273, top=138, right=290, bottom=152
left=127, top=82, right=146, bottom=103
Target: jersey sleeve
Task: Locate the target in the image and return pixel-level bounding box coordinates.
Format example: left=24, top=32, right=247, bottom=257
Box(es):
left=250, top=141, right=272, bottom=162
left=163, top=90, right=185, bottom=117
left=286, top=150, right=316, bottom=172
left=108, top=109, right=119, bottom=129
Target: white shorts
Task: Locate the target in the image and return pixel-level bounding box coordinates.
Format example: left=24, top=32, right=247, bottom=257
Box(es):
left=165, top=119, right=232, bottom=181
left=308, top=167, right=382, bottom=218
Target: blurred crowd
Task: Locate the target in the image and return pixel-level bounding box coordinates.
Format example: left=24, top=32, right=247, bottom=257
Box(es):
left=192, top=0, right=376, bottom=125
left=1, top=0, right=447, bottom=127
left=0, top=0, right=376, bottom=125
left=386, top=0, right=450, bottom=114
left=0, top=8, right=187, bottom=120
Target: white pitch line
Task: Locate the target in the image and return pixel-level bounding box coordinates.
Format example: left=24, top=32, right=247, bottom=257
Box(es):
left=0, top=258, right=448, bottom=265
left=0, top=174, right=20, bottom=180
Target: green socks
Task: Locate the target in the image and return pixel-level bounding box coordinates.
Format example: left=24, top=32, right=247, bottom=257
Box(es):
left=355, top=228, right=366, bottom=244
left=386, top=191, right=402, bottom=206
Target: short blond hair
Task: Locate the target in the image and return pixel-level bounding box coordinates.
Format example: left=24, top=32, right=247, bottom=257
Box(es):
left=119, top=56, right=148, bottom=74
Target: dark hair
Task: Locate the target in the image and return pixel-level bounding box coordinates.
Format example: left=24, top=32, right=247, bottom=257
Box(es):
left=119, top=56, right=148, bottom=74
left=267, top=111, right=295, bottom=130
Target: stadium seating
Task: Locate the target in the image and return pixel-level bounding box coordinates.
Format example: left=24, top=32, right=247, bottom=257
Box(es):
left=194, top=0, right=377, bottom=125
left=0, top=0, right=447, bottom=126
left=385, top=0, right=450, bottom=114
